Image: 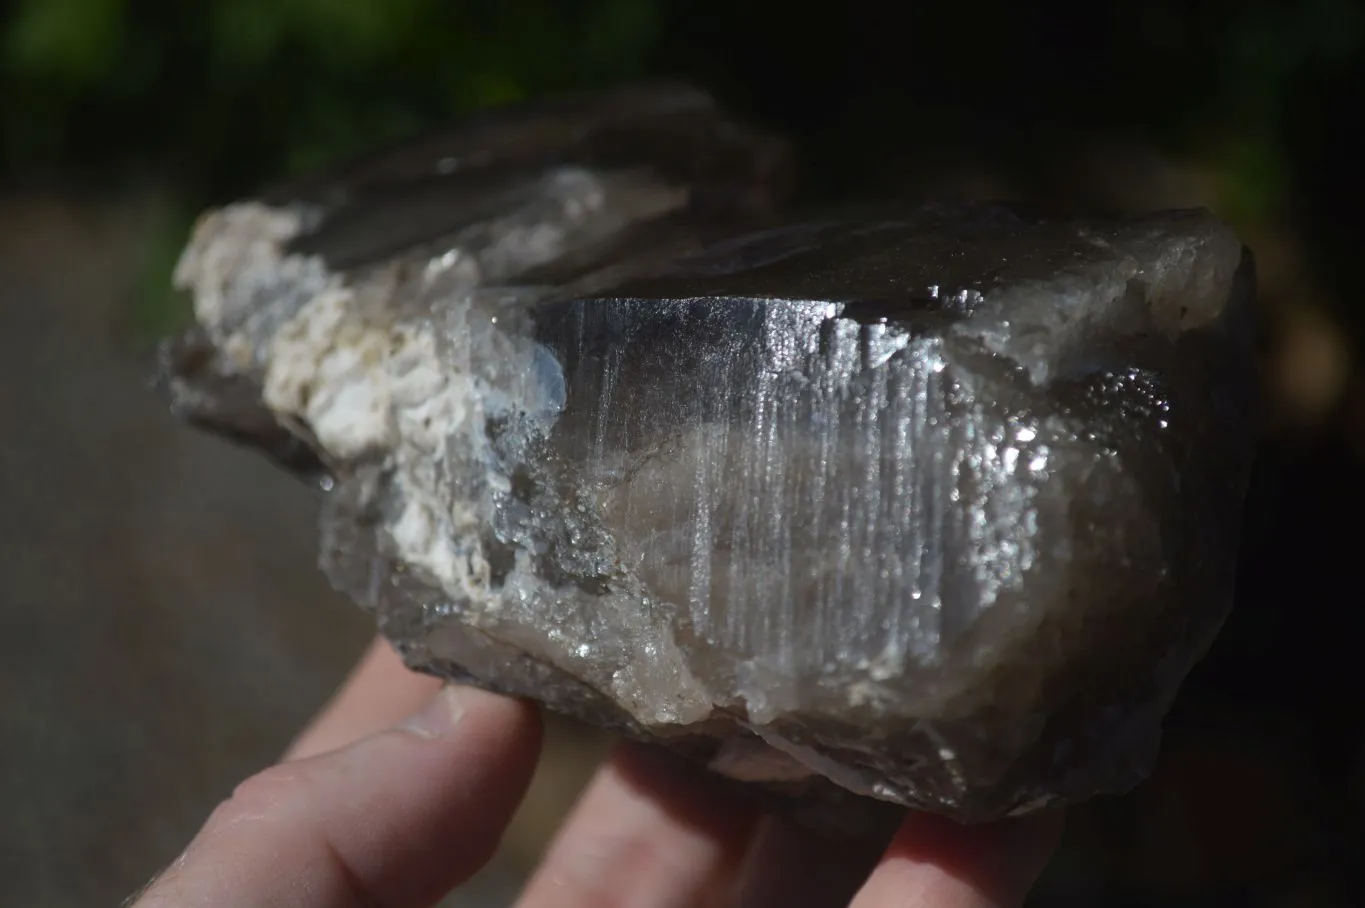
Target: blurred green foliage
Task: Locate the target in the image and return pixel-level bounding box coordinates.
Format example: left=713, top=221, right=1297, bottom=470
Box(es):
left=1209, top=0, right=1361, bottom=222
left=2, top=0, right=663, bottom=339
left=2, top=1, right=1364, bottom=341
left=10, top=1, right=1351, bottom=203
left=2, top=0, right=661, bottom=194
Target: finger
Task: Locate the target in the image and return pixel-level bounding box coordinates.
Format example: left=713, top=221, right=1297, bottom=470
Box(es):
left=738, top=814, right=891, bottom=908
left=286, top=636, right=443, bottom=760
left=133, top=685, right=541, bottom=908
left=515, top=742, right=762, bottom=908
left=849, top=809, right=1062, bottom=908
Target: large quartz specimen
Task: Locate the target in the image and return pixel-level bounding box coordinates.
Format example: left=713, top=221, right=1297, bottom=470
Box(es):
left=159, top=83, right=1258, bottom=824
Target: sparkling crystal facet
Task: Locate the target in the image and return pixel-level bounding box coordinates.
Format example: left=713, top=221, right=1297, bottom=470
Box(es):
left=160, top=85, right=1257, bottom=824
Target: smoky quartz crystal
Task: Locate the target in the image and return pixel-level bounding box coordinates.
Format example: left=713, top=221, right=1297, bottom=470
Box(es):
left=159, top=83, right=1257, bottom=824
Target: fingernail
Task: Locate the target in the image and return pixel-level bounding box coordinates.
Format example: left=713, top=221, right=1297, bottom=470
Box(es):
left=401, top=686, right=467, bottom=739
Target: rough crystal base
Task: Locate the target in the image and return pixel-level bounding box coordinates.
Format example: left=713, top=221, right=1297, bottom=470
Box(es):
left=159, top=84, right=1257, bottom=824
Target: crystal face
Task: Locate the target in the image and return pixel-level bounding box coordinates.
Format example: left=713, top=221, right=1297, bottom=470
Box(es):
left=159, top=84, right=1258, bottom=824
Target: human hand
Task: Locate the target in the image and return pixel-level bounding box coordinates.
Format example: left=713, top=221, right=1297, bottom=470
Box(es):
left=130, top=637, right=1060, bottom=907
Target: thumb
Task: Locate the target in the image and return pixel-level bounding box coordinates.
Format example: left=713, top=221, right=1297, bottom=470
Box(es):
left=132, top=685, right=541, bottom=908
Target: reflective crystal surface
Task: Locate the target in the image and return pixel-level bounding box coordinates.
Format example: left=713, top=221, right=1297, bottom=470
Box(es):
left=160, top=84, right=1258, bottom=824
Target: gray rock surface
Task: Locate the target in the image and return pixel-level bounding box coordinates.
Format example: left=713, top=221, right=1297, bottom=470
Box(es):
left=162, top=85, right=1258, bottom=824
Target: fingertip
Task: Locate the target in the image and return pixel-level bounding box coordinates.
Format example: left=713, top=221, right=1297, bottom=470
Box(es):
left=285, top=637, right=443, bottom=761
left=136, top=684, right=542, bottom=908
left=850, top=809, right=1063, bottom=908
left=516, top=742, right=761, bottom=908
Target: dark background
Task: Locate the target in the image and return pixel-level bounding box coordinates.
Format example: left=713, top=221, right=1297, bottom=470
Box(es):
left=2, top=2, right=1363, bottom=905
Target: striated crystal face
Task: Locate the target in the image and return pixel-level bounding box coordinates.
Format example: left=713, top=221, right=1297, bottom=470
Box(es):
left=159, top=84, right=1258, bottom=825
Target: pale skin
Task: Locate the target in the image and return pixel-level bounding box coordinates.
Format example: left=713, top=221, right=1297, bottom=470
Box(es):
left=130, top=637, right=1062, bottom=907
